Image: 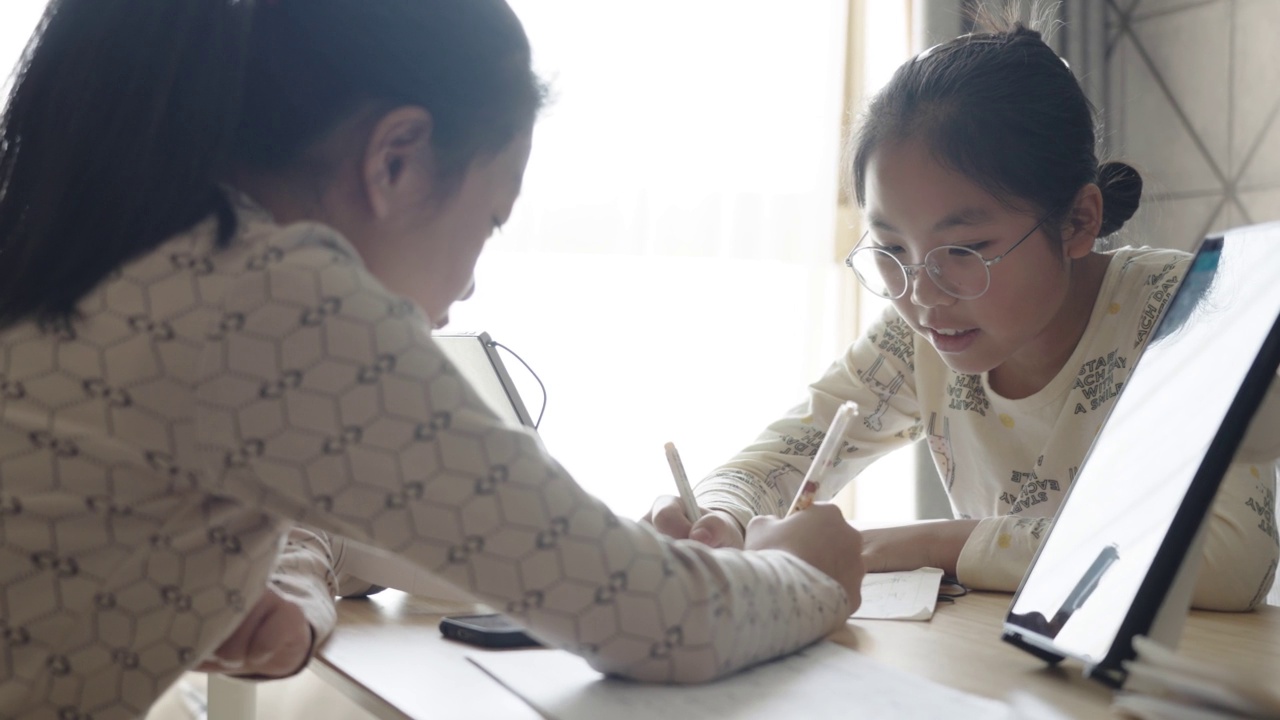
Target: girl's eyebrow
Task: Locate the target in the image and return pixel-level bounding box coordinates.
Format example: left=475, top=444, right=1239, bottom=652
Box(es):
left=867, top=206, right=996, bottom=234
left=932, top=207, right=994, bottom=231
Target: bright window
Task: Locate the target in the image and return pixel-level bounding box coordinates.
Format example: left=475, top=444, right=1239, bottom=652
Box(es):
left=449, top=1, right=916, bottom=519
left=0, top=2, right=44, bottom=94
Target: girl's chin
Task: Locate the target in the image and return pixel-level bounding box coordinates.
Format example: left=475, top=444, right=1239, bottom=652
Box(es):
left=937, top=350, right=1000, bottom=377
left=428, top=304, right=451, bottom=329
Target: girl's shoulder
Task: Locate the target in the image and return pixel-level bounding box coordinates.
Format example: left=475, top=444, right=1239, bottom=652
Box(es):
left=1095, top=245, right=1193, bottom=350
left=107, top=192, right=371, bottom=326
left=140, top=189, right=362, bottom=273
left=1104, top=244, right=1191, bottom=273
left=1099, top=245, right=1191, bottom=300
left=221, top=193, right=363, bottom=270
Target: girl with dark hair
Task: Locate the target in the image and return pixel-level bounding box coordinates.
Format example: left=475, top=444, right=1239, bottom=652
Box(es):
left=648, top=19, right=1277, bottom=610
left=0, top=1, right=867, bottom=716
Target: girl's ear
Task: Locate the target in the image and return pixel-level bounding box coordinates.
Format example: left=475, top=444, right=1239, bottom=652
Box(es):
left=1062, top=183, right=1103, bottom=260
left=361, top=106, right=435, bottom=220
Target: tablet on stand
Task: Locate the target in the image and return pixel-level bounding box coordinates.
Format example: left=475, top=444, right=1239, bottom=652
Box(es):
left=1002, top=223, right=1280, bottom=688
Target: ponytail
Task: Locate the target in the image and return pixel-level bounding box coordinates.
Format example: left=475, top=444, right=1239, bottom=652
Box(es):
left=1096, top=161, right=1143, bottom=237
left=0, top=0, right=253, bottom=326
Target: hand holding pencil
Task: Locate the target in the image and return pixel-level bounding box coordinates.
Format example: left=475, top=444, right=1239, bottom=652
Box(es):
left=749, top=400, right=864, bottom=610
left=650, top=401, right=860, bottom=542
left=652, top=407, right=866, bottom=608
left=644, top=442, right=745, bottom=548
left=785, top=401, right=859, bottom=516
left=664, top=442, right=701, bottom=523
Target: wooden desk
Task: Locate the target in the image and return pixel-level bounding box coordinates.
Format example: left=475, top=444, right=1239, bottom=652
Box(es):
left=313, top=590, right=1280, bottom=719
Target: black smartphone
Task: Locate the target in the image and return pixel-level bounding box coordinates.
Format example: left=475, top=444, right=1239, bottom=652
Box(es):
left=439, top=613, right=542, bottom=648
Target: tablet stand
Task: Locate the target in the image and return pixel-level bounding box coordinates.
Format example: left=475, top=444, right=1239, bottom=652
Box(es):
left=1145, top=511, right=1211, bottom=650
left=1095, top=511, right=1212, bottom=689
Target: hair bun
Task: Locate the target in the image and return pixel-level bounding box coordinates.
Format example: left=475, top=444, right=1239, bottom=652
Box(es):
left=1097, top=161, right=1143, bottom=236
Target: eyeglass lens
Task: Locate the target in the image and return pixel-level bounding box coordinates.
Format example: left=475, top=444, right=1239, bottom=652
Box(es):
left=850, top=245, right=991, bottom=300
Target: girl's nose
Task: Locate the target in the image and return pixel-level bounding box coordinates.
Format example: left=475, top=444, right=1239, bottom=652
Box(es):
left=907, top=268, right=955, bottom=309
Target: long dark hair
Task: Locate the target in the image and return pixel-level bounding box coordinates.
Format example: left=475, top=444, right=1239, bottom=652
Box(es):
left=847, top=18, right=1141, bottom=244
left=0, top=0, right=545, bottom=327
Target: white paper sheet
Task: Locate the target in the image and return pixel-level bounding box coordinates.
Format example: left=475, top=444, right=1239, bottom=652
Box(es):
left=468, top=641, right=1008, bottom=720
left=850, top=568, right=945, bottom=621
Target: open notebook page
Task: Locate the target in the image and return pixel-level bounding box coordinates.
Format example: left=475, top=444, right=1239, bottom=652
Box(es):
left=468, top=641, right=1008, bottom=720
left=851, top=567, right=945, bottom=621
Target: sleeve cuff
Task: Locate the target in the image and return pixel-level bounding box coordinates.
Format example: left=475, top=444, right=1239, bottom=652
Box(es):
left=955, top=516, right=1049, bottom=592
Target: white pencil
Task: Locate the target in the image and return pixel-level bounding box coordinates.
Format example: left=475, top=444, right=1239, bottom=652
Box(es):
left=663, top=442, right=701, bottom=523
left=785, top=401, right=860, bottom=517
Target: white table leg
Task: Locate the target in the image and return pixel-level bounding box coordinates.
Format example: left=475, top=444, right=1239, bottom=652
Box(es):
left=207, top=674, right=257, bottom=720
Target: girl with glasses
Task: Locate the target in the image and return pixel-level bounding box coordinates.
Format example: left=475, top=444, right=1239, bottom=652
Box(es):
left=647, top=14, right=1276, bottom=613
left=0, top=1, right=867, bottom=716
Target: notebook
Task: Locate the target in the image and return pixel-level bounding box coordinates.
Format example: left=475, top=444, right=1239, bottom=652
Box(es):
left=331, top=331, right=538, bottom=603
left=1002, top=222, right=1280, bottom=687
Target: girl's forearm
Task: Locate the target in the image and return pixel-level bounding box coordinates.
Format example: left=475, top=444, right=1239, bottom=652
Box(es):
left=859, top=519, right=982, bottom=576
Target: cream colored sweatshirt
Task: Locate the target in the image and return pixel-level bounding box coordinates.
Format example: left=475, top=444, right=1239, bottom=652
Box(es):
left=697, top=247, right=1278, bottom=611
left=0, top=197, right=850, bottom=719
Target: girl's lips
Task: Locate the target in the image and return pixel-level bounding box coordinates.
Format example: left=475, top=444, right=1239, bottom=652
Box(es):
left=926, top=326, right=978, bottom=353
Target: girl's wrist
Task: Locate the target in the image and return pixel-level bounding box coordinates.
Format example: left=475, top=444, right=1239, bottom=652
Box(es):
left=922, top=519, right=982, bottom=576
left=859, top=520, right=981, bottom=575
left=859, top=525, right=919, bottom=573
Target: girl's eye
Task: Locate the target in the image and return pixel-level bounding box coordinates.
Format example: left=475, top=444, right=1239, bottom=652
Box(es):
left=956, top=241, right=990, bottom=254
left=876, top=244, right=905, bottom=255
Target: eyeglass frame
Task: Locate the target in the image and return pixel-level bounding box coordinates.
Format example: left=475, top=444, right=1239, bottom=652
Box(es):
left=844, top=211, right=1057, bottom=301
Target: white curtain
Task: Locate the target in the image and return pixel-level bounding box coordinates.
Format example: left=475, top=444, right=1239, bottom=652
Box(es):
left=449, top=1, right=857, bottom=516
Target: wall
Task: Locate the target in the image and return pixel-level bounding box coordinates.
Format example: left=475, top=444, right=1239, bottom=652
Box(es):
left=1105, top=0, right=1280, bottom=248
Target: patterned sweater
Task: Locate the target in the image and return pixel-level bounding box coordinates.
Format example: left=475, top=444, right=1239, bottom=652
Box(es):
left=697, top=247, right=1279, bottom=610
left=0, top=198, right=850, bottom=719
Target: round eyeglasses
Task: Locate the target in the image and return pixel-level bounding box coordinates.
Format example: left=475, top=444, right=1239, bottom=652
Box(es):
left=845, top=214, right=1053, bottom=301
